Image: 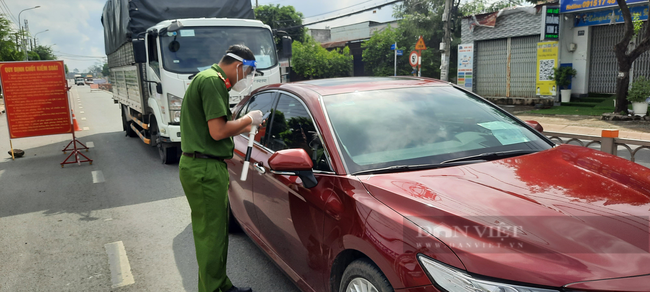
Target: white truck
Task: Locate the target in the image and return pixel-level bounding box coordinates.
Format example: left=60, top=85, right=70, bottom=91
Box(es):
left=101, top=0, right=290, bottom=164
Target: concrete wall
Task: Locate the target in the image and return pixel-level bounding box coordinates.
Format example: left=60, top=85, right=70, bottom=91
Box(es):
left=559, top=16, right=590, bottom=97
left=331, top=22, right=371, bottom=42
left=369, top=21, right=399, bottom=35
left=307, top=29, right=331, bottom=43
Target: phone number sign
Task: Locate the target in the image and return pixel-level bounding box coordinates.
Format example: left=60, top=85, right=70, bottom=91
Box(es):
left=0, top=60, right=72, bottom=139
left=561, top=0, right=646, bottom=13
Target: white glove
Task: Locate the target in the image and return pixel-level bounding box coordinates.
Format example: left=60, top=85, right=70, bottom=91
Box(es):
left=246, top=110, right=264, bottom=126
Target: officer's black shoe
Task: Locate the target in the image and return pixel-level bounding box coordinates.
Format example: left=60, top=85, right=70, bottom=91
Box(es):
left=225, top=286, right=252, bottom=292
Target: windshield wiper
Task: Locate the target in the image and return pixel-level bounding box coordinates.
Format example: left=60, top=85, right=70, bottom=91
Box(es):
left=353, top=161, right=480, bottom=175
left=439, top=149, right=537, bottom=165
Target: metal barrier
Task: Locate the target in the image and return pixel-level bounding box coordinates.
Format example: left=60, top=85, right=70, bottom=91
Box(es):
left=545, top=130, right=650, bottom=163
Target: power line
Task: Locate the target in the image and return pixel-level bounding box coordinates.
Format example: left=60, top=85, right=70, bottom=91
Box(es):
left=0, top=0, right=18, bottom=25
left=280, top=0, right=403, bottom=30
left=303, top=0, right=375, bottom=19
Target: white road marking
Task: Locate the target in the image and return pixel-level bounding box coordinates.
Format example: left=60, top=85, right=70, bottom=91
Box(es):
left=86, top=142, right=94, bottom=148
left=81, top=117, right=87, bottom=121
left=83, top=127, right=90, bottom=131
left=80, top=111, right=85, bottom=114
left=104, top=241, right=135, bottom=288
left=91, top=170, right=105, bottom=183
left=79, top=107, right=83, bottom=109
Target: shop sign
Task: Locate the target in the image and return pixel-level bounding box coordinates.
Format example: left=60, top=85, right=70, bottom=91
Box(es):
left=542, top=6, right=560, bottom=40
left=560, top=0, right=646, bottom=13
left=574, top=4, right=648, bottom=27
left=536, top=42, right=559, bottom=97
left=457, top=44, right=474, bottom=91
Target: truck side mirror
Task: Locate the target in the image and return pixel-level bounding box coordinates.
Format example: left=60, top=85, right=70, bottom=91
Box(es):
left=156, top=83, right=162, bottom=94
left=281, top=36, right=292, bottom=59
left=133, top=39, right=147, bottom=64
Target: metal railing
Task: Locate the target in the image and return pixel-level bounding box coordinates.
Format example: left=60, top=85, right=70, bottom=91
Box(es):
left=545, top=130, right=650, bottom=163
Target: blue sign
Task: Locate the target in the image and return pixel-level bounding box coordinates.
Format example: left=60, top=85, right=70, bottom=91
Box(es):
left=396, top=50, right=403, bottom=56
left=561, top=0, right=646, bottom=13
left=390, top=44, right=396, bottom=50
left=575, top=4, right=648, bottom=26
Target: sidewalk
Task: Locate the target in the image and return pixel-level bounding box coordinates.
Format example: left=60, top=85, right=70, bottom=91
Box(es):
left=506, top=106, right=650, bottom=141
left=0, top=97, right=4, bottom=114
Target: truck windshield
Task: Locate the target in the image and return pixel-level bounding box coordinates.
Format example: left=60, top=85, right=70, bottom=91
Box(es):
left=159, top=26, right=277, bottom=74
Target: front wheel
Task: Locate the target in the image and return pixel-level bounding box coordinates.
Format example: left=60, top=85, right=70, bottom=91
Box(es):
left=340, top=258, right=393, bottom=292
left=158, top=143, right=179, bottom=164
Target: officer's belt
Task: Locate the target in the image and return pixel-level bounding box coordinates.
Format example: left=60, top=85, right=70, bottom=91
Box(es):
left=182, top=152, right=225, bottom=161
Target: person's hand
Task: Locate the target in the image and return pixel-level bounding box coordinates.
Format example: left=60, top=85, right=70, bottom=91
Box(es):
left=246, top=110, right=264, bottom=126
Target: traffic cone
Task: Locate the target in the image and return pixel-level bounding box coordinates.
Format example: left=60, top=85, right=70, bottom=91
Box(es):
left=71, top=110, right=82, bottom=131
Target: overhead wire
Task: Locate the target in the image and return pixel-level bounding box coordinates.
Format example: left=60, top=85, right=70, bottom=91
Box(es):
left=0, top=0, right=18, bottom=26
left=280, top=0, right=403, bottom=30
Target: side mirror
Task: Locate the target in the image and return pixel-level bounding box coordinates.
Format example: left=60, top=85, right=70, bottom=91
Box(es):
left=281, top=36, right=293, bottom=59
left=268, top=149, right=318, bottom=189
left=525, top=120, right=544, bottom=133
left=133, top=39, right=147, bottom=64
left=156, top=83, right=162, bottom=94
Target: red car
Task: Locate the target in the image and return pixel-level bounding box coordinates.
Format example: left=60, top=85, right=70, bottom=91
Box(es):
left=227, top=77, right=650, bottom=292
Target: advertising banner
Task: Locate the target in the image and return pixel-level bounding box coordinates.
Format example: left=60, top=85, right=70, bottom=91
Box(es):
left=560, top=0, right=646, bottom=13
left=535, top=42, right=559, bottom=97
left=457, top=44, right=474, bottom=91
left=574, top=4, right=648, bottom=26
left=0, top=60, right=72, bottom=139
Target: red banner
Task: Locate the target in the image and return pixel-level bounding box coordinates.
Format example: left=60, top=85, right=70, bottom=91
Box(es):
left=0, top=60, right=72, bottom=139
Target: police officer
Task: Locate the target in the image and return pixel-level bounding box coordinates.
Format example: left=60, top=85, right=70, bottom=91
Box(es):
left=179, top=44, right=263, bottom=292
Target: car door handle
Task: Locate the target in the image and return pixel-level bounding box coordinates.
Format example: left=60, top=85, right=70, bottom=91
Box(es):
left=253, top=162, right=266, bottom=175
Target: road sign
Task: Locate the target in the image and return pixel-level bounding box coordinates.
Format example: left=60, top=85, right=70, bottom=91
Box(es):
left=390, top=44, right=396, bottom=50
left=415, top=37, right=427, bottom=50
left=396, top=50, right=403, bottom=56
left=409, top=51, right=419, bottom=67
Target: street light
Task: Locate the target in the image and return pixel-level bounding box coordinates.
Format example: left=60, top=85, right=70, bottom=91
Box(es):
left=18, top=5, right=41, bottom=61
left=33, top=29, right=49, bottom=47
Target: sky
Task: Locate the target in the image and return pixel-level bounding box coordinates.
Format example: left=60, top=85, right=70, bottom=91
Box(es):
left=0, top=0, right=396, bottom=72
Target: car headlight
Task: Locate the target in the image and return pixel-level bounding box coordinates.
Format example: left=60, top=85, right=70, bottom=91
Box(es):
left=168, top=93, right=183, bottom=111
left=171, top=110, right=181, bottom=123
left=418, top=255, right=558, bottom=292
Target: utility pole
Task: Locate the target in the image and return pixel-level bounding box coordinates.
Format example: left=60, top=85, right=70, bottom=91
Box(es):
left=440, top=0, right=453, bottom=81
left=256, top=0, right=258, bottom=8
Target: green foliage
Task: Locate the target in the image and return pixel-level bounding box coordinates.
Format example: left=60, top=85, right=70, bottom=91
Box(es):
left=32, top=45, right=56, bottom=60
left=628, top=76, right=650, bottom=102
left=633, top=13, right=643, bottom=38
left=0, top=15, right=21, bottom=61
left=255, top=4, right=306, bottom=44
left=551, top=66, right=577, bottom=89
left=362, top=0, right=461, bottom=78
left=291, top=36, right=352, bottom=79
left=362, top=26, right=412, bottom=76
left=64, top=64, right=69, bottom=74
left=102, top=63, right=109, bottom=77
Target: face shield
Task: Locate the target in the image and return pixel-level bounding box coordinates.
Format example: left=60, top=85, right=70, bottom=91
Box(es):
left=226, top=53, right=257, bottom=95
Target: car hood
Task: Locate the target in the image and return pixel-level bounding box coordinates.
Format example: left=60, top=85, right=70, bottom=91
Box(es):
left=360, top=145, right=650, bottom=288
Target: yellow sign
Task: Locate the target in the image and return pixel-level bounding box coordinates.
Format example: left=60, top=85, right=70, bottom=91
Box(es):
left=535, top=41, right=559, bottom=97
left=415, top=37, right=427, bottom=50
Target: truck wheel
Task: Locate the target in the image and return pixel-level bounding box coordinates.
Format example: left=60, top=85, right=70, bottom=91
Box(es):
left=339, top=258, right=393, bottom=292
left=122, top=107, right=137, bottom=138
left=158, top=143, right=179, bottom=164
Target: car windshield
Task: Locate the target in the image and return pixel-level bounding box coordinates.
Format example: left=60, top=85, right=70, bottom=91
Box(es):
left=159, top=26, right=277, bottom=74
left=323, top=86, right=553, bottom=174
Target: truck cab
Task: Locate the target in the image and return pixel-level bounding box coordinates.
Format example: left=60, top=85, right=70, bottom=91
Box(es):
left=75, top=77, right=85, bottom=86
left=112, top=18, right=287, bottom=164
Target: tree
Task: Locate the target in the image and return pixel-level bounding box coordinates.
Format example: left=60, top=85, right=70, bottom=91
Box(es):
left=363, top=0, right=462, bottom=78
left=73, top=68, right=79, bottom=73
left=255, top=4, right=306, bottom=44
left=613, top=0, right=650, bottom=113
left=32, top=45, right=56, bottom=60
left=291, top=35, right=352, bottom=79
left=362, top=26, right=412, bottom=76
left=64, top=64, right=69, bottom=74
left=0, top=15, right=21, bottom=61
left=102, top=63, right=109, bottom=77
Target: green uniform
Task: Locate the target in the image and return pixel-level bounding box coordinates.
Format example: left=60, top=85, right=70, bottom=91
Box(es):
left=179, top=64, right=234, bottom=292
